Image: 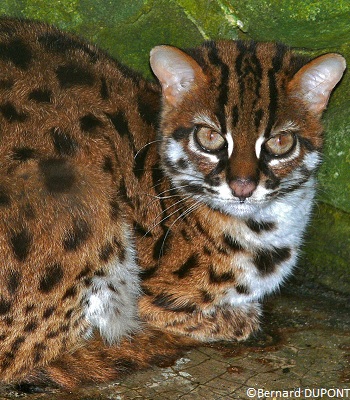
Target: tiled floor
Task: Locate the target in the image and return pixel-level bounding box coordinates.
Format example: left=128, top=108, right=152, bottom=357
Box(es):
left=1, top=279, right=349, bottom=400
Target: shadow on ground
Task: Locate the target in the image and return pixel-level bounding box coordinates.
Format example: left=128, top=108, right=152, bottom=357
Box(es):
left=1, top=275, right=349, bottom=400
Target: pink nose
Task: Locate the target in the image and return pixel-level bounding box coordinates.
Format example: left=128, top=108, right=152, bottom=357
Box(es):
left=229, top=178, right=257, bottom=201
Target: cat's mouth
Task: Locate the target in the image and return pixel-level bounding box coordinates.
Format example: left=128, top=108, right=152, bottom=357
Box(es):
left=204, top=193, right=270, bottom=218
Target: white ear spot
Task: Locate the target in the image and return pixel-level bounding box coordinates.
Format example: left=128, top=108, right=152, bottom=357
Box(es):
left=288, top=53, right=346, bottom=116
left=150, top=45, right=207, bottom=106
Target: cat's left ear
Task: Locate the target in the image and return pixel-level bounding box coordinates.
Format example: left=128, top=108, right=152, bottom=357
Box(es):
left=150, top=45, right=207, bottom=106
left=288, top=53, right=346, bottom=116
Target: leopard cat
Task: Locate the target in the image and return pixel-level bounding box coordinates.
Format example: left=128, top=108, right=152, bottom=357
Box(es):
left=0, top=17, right=346, bottom=388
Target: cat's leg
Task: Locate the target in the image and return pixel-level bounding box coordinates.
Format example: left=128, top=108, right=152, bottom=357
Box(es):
left=83, top=227, right=141, bottom=344
left=139, top=297, right=261, bottom=342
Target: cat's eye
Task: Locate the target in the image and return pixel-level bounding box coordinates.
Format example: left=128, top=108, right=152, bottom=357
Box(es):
left=194, top=126, right=226, bottom=152
left=264, top=132, right=296, bottom=156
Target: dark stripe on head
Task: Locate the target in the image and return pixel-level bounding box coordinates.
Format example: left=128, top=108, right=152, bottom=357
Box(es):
left=206, top=42, right=229, bottom=134
left=172, top=127, right=193, bottom=141
left=264, top=44, right=288, bottom=137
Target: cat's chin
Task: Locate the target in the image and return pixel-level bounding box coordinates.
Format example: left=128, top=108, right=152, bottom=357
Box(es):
left=209, top=200, right=263, bottom=219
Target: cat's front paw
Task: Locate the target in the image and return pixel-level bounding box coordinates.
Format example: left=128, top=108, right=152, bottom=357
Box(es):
left=140, top=298, right=261, bottom=342
left=183, top=303, right=262, bottom=342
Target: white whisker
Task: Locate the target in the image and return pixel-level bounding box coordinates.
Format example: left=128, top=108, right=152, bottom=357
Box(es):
left=157, top=200, right=203, bottom=261
left=134, top=139, right=162, bottom=160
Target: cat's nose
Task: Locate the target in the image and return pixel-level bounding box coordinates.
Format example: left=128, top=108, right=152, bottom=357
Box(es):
left=229, top=178, right=257, bottom=201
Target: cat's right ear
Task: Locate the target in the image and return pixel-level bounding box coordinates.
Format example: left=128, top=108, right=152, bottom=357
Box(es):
left=288, top=53, right=346, bottom=116
left=150, top=45, right=207, bottom=106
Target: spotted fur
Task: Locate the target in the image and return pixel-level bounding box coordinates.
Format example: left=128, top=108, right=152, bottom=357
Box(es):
left=0, top=17, right=345, bottom=387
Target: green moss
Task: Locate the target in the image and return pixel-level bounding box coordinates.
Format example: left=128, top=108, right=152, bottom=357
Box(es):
left=0, top=1, right=349, bottom=247
left=233, top=0, right=350, bottom=49
left=318, top=105, right=350, bottom=213
left=300, top=203, right=350, bottom=293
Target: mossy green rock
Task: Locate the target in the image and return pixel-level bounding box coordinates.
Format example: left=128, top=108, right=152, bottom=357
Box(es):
left=0, top=1, right=349, bottom=289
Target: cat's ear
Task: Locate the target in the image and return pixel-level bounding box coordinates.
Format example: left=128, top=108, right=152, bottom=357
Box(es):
left=150, top=45, right=207, bottom=106
left=288, top=53, right=346, bottom=116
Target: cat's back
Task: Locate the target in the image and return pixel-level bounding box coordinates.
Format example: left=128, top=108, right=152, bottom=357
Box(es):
left=0, top=17, right=145, bottom=382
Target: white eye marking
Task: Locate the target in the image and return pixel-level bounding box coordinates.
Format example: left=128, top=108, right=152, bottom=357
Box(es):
left=226, top=132, right=234, bottom=157
left=303, top=151, right=321, bottom=170
left=255, top=135, right=265, bottom=159
left=188, top=134, right=219, bottom=163
left=166, top=140, right=187, bottom=163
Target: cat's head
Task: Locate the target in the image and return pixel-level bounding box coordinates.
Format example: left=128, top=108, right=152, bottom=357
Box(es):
left=150, top=41, right=346, bottom=218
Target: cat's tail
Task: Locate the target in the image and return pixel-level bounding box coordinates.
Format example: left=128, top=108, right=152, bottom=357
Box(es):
left=27, top=328, right=195, bottom=389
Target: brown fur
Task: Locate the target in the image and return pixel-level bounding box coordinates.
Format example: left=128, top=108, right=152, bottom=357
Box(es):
left=0, top=17, right=345, bottom=387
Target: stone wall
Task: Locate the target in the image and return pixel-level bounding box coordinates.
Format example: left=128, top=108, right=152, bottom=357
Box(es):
left=1, top=0, right=349, bottom=290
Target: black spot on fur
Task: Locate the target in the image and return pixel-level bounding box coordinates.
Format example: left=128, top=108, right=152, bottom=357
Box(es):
left=51, top=128, right=78, bottom=156
left=99, top=242, right=114, bottom=262
left=106, top=111, right=130, bottom=137
left=140, top=266, right=158, bottom=281
left=201, top=290, right=214, bottom=303
left=246, top=219, right=276, bottom=233
left=0, top=296, right=11, bottom=315
left=62, top=286, right=77, bottom=301
left=12, top=147, right=36, bottom=162
left=100, top=77, right=109, bottom=99
left=39, top=264, right=64, bottom=293
left=75, top=264, right=92, bottom=281
left=103, top=156, right=114, bottom=174
left=11, top=336, right=25, bottom=353
left=7, top=271, right=21, bottom=295
left=33, top=343, right=46, bottom=364
left=10, top=229, right=32, bottom=262
left=110, top=198, right=121, bottom=221
left=137, top=91, right=160, bottom=126
left=64, top=309, right=74, bottom=319
left=0, top=39, right=32, bottom=69
left=0, top=102, right=28, bottom=122
left=0, top=186, right=10, bottom=206
left=254, top=247, right=291, bottom=275
left=0, top=79, right=13, bottom=89
left=152, top=293, right=197, bottom=313
left=209, top=265, right=235, bottom=284
left=223, top=234, right=244, bottom=251
left=173, top=255, right=199, bottom=278
left=114, top=238, right=127, bottom=263
left=180, top=228, right=191, bottom=242
left=94, top=268, right=106, bottom=277
left=236, top=284, right=250, bottom=295
left=39, top=158, right=75, bottom=193
left=63, top=218, right=91, bottom=251
left=28, top=89, right=52, bottom=103
left=25, top=304, right=35, bottom=315
left=56, top=63, right=94, bottom=88
left=80, top=114, right=104, bottom=133
left=133, top=145, right=150, bottom=179
left=46, top=330, right=59, bottom=339
left=43, top=306, right=56, bottom=319
left=23, top=320, right=38, bottom=333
